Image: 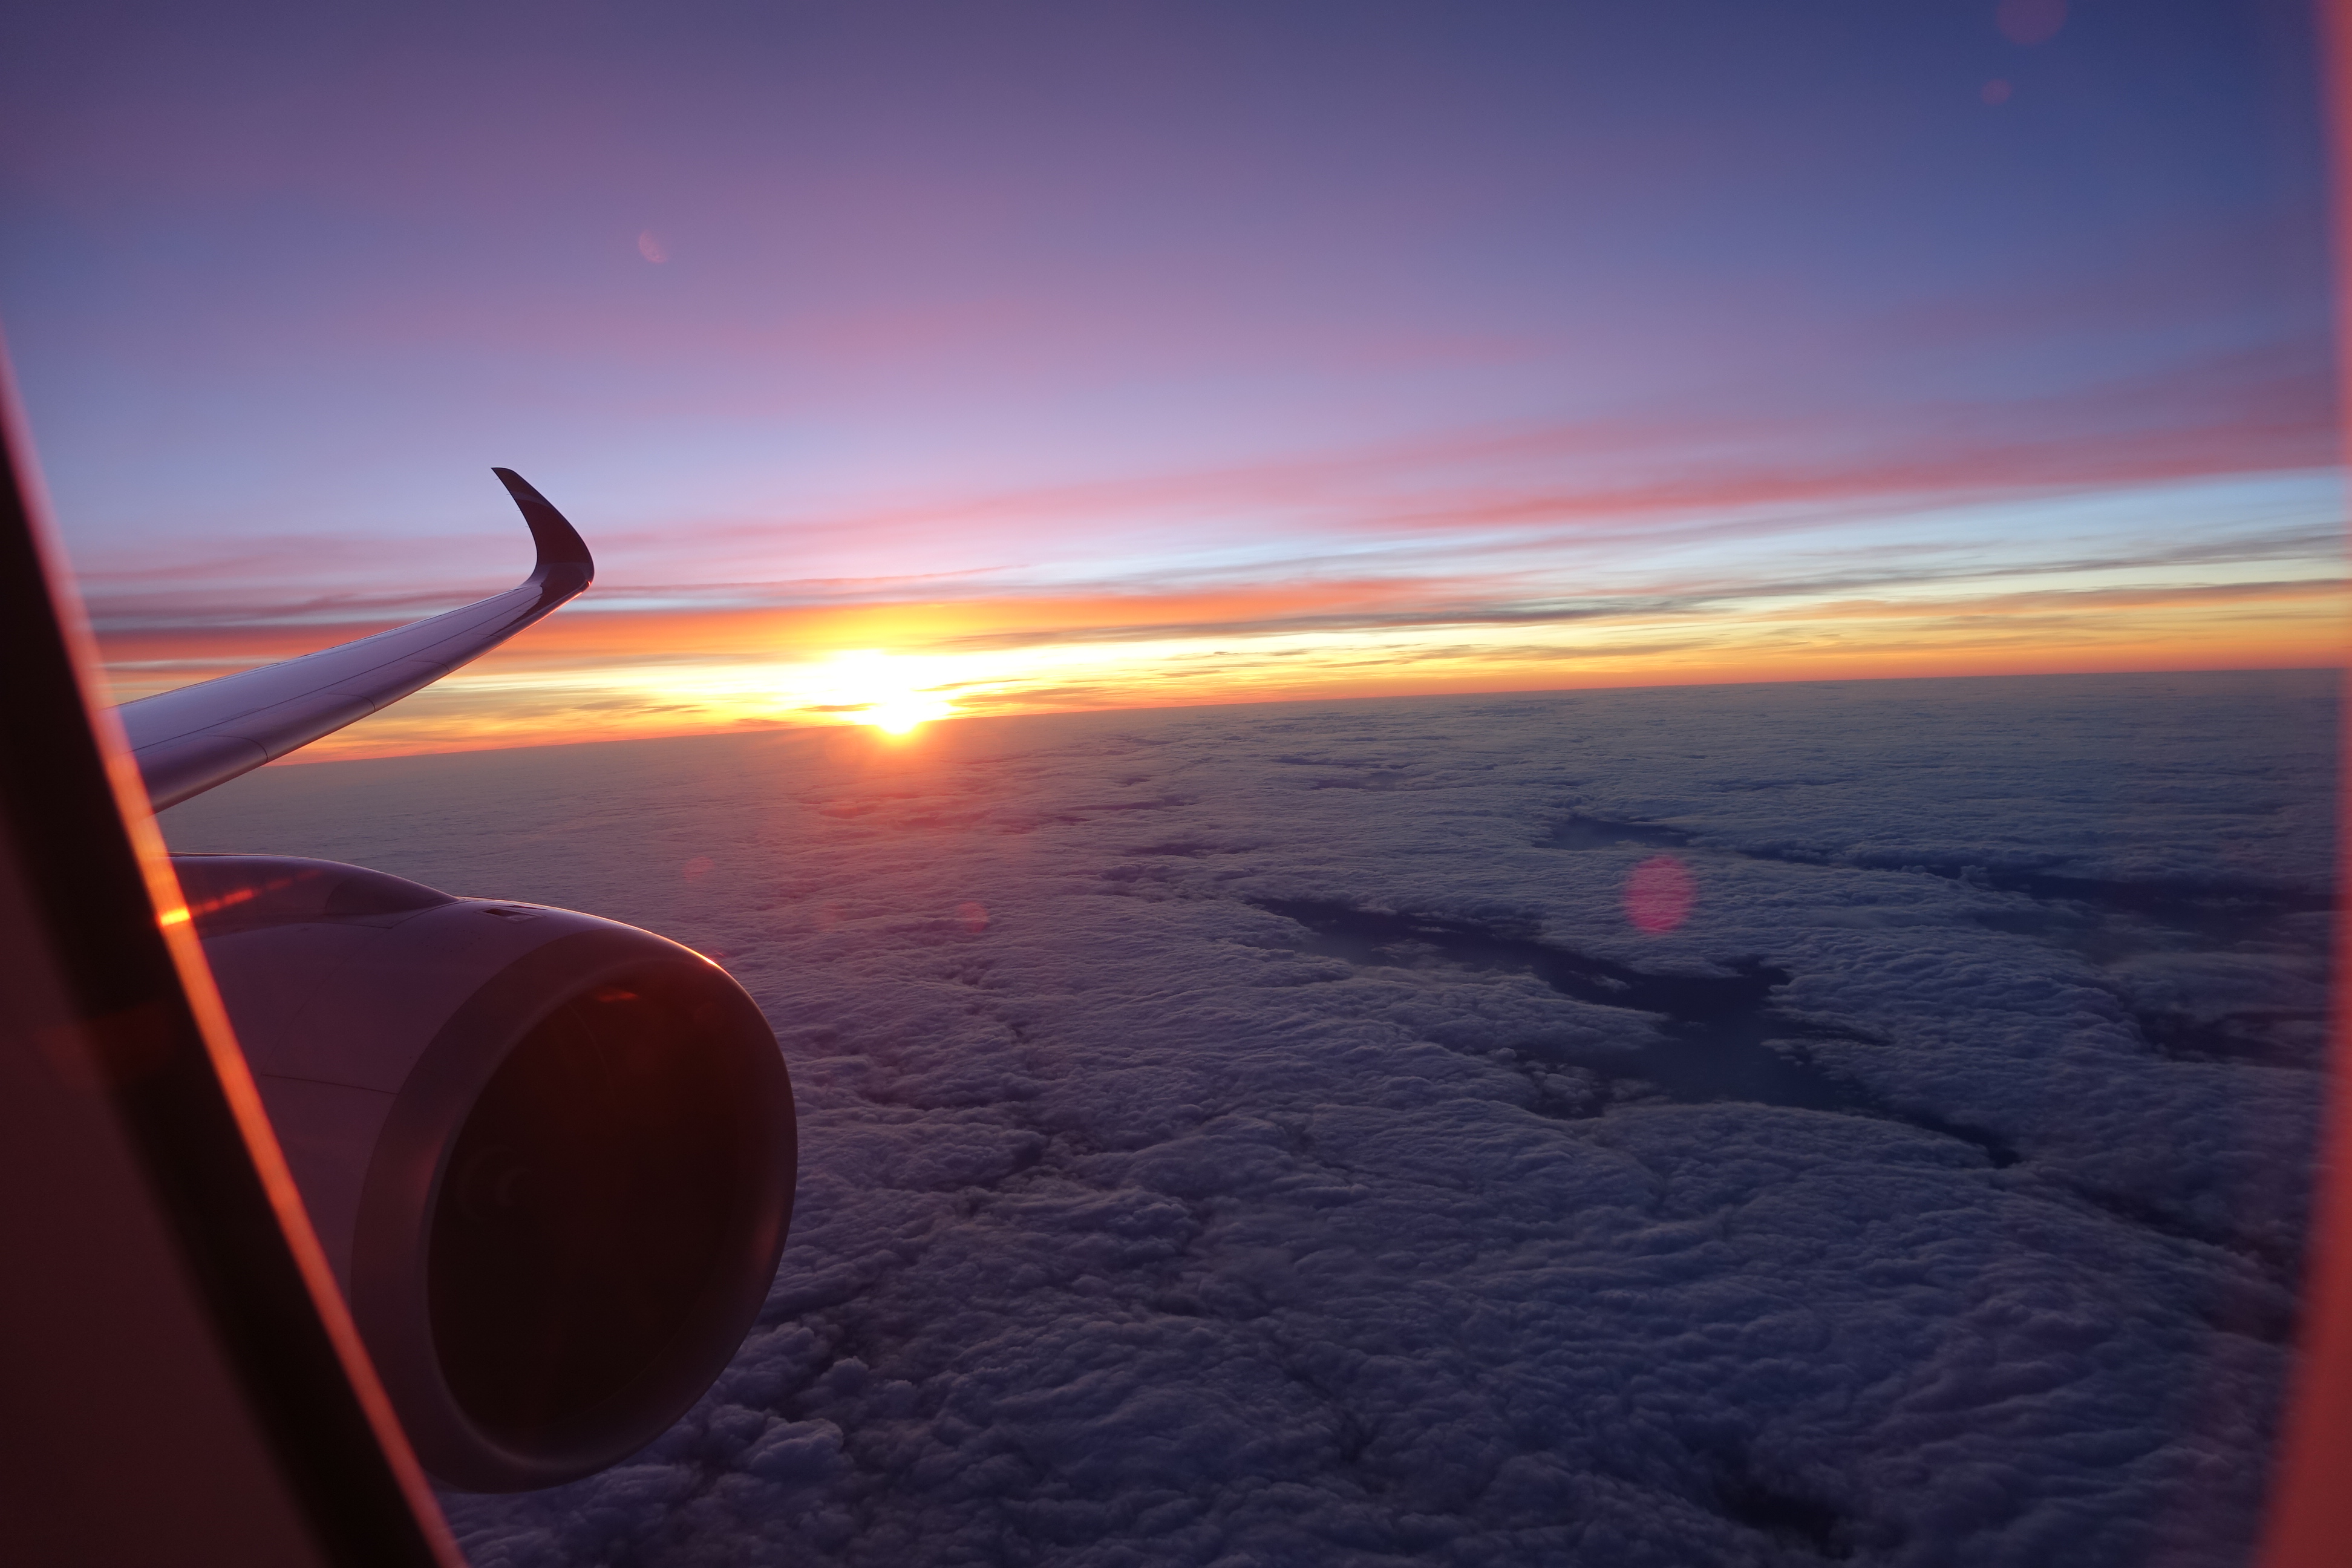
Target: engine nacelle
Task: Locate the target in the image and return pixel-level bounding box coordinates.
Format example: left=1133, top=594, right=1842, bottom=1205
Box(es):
left=171, top=853, right=797, bottom=1493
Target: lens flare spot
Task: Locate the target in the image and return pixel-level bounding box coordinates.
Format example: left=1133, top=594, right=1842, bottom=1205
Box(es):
left=957, top=900, right=989, bottom=933
left=1624, top=854, right=1696, bottom=934
left=1981, top=78, right=2012, bottom=106
left=1995, top=0, right=2065, bottom=45
left=682, top=854, right=716, bottom=881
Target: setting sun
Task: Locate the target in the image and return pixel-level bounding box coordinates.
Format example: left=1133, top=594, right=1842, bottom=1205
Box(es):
left=821, top=652, right=957, bottom=736
left=862, top=693, right=954, bottom=734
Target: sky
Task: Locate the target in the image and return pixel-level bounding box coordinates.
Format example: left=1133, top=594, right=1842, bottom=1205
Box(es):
left=0, top=0, right=2340, bottom=757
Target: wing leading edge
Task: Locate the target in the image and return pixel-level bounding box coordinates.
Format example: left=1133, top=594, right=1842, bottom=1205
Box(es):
left=118, top=469, right=593, bottom=810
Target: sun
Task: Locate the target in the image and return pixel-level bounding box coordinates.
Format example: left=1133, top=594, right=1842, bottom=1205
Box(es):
left=822, top=652, right=956, bottom=736
left=861, top=693, right=954, bottom=735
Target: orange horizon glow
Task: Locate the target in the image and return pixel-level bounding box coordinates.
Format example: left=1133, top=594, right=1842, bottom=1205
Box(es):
left=77, top=462, right=2345, bottom=766
left=123, top=654, right=2344, bottom=769
left=85, top=570, right=2345, bottom=765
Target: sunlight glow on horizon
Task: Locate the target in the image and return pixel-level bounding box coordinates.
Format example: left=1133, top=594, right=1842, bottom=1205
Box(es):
left=819, top=651, right=960, bottom=736
left=79, top=459, right=2348, bottom=765
left=862, top=696, right=955, bottom=736
left=125, top=555, right=2341, bottom=768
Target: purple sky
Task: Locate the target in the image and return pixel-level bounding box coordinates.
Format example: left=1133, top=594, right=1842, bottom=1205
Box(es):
left=0, top=1, right=2336, bottom=745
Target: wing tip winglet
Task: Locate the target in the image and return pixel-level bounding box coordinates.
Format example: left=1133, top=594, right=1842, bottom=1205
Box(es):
left=492, top=467, right=595, bottom=582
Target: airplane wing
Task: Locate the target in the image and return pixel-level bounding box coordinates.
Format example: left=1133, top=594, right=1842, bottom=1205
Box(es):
left=7, top=394, right=790, bottom=1518
left=117, top=468, right=593, bottom=809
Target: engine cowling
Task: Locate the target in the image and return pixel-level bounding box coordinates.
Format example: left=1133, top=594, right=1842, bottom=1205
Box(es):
left=171, top=853, right=797, bottom=1493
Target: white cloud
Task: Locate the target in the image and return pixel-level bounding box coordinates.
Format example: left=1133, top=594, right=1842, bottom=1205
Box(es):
left=162, top=668, right=2333, bottom=1566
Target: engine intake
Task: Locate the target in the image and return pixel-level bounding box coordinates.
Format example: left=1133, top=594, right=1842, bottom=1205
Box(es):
left=173, top=854, right=796, bottom=1492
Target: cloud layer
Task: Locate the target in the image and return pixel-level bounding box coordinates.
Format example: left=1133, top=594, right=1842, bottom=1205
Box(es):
left=162, top=668, right=2335, bottom=1566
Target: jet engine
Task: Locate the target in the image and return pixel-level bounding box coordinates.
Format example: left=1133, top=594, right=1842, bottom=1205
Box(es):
left=172, top=852, right=797, bottom=1493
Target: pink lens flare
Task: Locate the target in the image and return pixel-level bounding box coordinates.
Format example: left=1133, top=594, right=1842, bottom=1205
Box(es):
left=1624, top=854, right=1696, bottom=934
left=1996, top=0, right=2065, bottom=46
left=957, top=900, right=990, bottom=933
left=682, top=854, right=716, bottom=881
